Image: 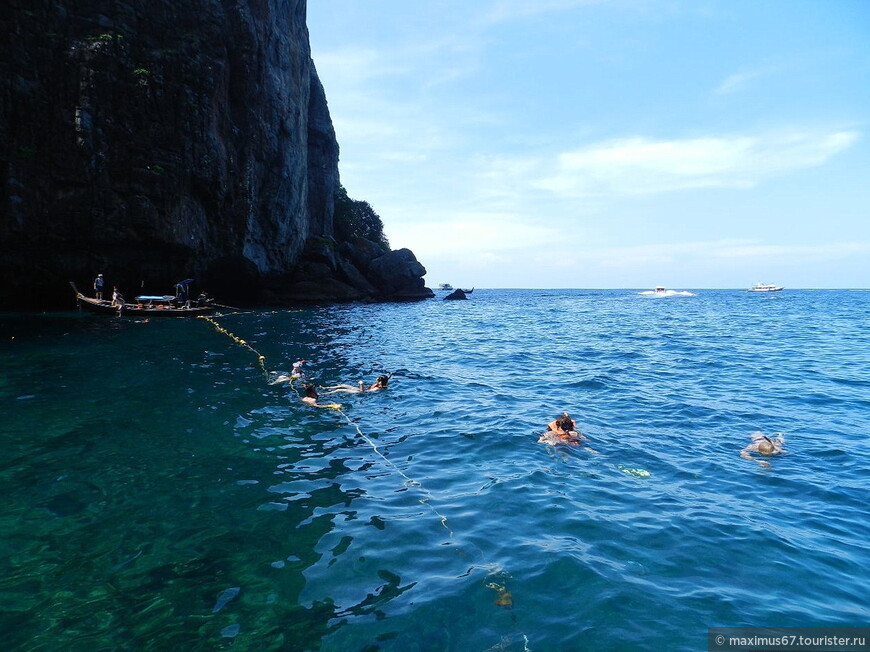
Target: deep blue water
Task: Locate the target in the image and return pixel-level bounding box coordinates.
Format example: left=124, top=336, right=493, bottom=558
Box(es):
left=1, top=289, right=868, bottom=651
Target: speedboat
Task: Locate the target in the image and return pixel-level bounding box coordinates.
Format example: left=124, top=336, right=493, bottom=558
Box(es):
left=438, top=283, right=453, bottom=291
left=748, top=282, right=783, bottom=292
left=638, top=286, right=695, bottom=297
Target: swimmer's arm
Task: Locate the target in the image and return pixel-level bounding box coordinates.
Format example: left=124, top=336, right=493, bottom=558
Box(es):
left=740, top=448, right=771, bottom=467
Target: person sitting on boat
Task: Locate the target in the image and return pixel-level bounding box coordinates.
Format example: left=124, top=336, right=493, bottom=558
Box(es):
left=740, top=431, right=785, bottom=468
left=111, top=286, right=125, bottom=308
left=94, top=273, right=104, bottom=300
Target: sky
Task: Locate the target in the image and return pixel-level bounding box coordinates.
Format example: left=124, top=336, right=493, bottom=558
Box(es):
left=307, top=0, right=870, bottom=288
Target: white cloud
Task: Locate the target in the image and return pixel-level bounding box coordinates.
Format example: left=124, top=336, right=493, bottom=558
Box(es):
left=314, top=48, right=409, bottom=87
left=710, top=241, right=870, bottom=262
left=572, top=239, right=870, bottom=267
left=389, top=212, right=559, bottom=259
left=531, top=130, right=859, bottom=197
left=714, top=65, right=782, bottom=95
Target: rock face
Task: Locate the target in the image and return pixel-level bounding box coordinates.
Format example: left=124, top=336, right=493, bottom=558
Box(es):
left=0, top=1, right=432, bottom=309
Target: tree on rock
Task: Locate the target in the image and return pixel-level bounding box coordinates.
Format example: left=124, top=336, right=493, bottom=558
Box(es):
left=333, top=184, right=390, bottom=252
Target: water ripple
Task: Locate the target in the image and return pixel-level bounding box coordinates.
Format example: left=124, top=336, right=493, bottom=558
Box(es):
left=2, top=290, right=869, bottom=650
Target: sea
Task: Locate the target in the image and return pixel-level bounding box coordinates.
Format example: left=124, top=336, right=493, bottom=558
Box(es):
left=1, top=289, right=868, bottom=651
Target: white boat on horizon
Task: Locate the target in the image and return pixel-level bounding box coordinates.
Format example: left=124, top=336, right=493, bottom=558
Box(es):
left=638, top=286, right=695, bottom=297
left=748, top=282, right=783, bottom=292
left=437, top=283, right=453, bottom=291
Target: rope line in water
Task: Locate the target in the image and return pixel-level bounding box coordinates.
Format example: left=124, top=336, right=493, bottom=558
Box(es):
left=330, top=403, right=453, bottom=536
left=198, top=315, right=523, bottom=635
left=200, top=314, right=452, bottom=533
left=198, top=315, right=269, bottom=379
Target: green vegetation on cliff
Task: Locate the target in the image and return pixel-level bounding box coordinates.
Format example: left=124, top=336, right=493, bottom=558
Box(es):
left=333, top=184, right=390, bottom=252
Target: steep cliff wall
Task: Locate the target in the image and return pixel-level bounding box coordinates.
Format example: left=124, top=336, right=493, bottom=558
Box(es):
left=1, top=1, right=431, bottom=309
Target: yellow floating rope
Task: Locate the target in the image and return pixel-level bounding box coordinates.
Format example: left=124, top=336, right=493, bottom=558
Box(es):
left=198, top=316, right=447, bottom=533
left=198, top=315, right=269, bottom=379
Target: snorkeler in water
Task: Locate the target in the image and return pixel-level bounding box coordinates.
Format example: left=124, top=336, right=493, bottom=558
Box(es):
left=740, top=431, right=785, bottom=468
left=269, top=359, right=309, bottom=385
left=537, top=413, right=599, bottom=453
left=538, top=413, right=581, bottom=445
left=368, top=375, right=390, bottom=392
left=320, top=380, right=366, bottom=394
left=301, top=384, right=338, bottom=409
left=321, top=374, right=391, bottom=394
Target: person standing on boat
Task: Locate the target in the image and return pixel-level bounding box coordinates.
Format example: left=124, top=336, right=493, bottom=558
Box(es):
left=175, top=281, right=189, bottom=304
left=93, top=274, right=104, bottom=300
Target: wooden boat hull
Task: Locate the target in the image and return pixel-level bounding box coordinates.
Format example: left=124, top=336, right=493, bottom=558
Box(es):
left=72, top=284, right=215, bottom=317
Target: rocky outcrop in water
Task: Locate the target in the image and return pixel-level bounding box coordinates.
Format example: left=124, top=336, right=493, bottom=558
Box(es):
left=0, top=1, right=432, bottom=309
left=443, top=288, right=469, bottom=300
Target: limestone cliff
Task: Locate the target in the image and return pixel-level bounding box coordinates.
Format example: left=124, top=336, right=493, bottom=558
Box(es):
left=0, top=0, right=433, bottom=309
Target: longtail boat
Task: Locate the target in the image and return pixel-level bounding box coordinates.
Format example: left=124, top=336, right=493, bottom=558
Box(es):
left=71, top=282, right=216, bottom=317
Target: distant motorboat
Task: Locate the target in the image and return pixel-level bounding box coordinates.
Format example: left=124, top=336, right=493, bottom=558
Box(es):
left=638, top=286, right=695, bottom=297
left=438, top=283, right=453, bottom=291
left=748, top=282, right=783, bottom=292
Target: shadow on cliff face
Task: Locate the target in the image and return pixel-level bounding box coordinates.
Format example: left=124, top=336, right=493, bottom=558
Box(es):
left=202, top=256, right=263, bottom=306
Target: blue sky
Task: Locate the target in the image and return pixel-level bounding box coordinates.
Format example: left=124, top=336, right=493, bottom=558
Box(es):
left=307, top=1, right=870, bottom=288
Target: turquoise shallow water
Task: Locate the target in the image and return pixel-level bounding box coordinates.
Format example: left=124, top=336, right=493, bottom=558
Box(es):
left=1, top=289, right=869, bottom=651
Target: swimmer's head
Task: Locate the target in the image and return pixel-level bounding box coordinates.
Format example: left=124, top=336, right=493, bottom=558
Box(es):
left=758, top=439, right=776, bottom=455
left=556, top=414, right=574, bottom=432
left=376, top=375, right=389, bottom=387
left=304, top=384, right=318, bottom=399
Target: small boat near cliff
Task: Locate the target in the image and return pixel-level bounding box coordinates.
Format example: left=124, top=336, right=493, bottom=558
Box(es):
left=748, top=282, right=783, bottom=292
left=638, top=286, right=695, bottom=297
left=71, top=282, right=216, bottom=316
left=438, top=283, right=454, bottom=291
